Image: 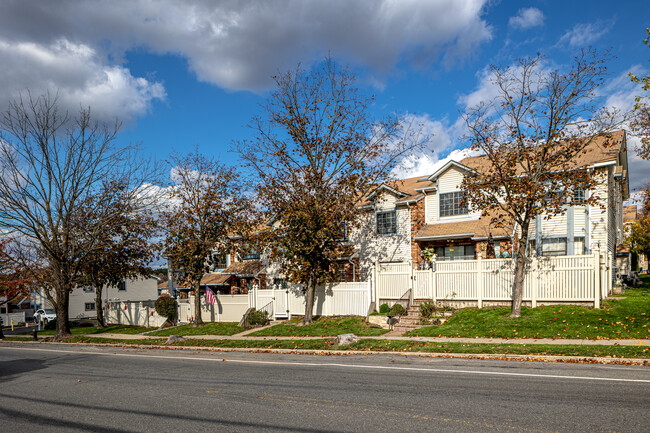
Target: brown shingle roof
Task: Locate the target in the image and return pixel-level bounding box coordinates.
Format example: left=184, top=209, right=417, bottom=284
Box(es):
left=624, top=205, right=638, bottom=223
left=415, top=210, right=514, bottom=240
left=361, top=176, right=431, bottom=207
left=460, top=131, right=625, bottom=174
left=361, top=131, right=625, bottom=210
left=200, top=273, right=232, bottom=285
left=223, top=260, right=264, bottom=276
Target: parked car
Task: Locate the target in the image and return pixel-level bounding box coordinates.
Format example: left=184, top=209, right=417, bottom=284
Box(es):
left=34, top=309, right=56, bottom=324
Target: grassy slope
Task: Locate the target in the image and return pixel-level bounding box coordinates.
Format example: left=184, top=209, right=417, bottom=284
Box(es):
left=39, top=325, right=153, bottom=336
left=149, top=322, right=245, bottom=336
left=248, top=316, right=389, bottom=337
left=409, top=277, right=650, bottom=339
left=3, top=336, right=646, bottom=359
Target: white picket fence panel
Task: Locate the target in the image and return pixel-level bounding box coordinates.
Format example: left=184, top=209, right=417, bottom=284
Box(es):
left=375, top=262, right=412, bottom=300
left=0, top=311, right=26, bottom=325
left=375, top=253, right=610, bottom=308
left=106, top=301, right=167, bottom=328
left=250, top=281, right=370, bottom=319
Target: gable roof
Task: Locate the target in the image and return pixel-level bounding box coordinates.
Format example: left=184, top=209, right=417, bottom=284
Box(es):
left=361, top=131, right=627, bottom=210
left=424, top=160, right=474, bottom=182
left=460, top=130, right=626, bottom=174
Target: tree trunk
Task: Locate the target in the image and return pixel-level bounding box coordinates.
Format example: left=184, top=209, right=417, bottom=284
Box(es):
left=193, top=281, right=204, bottom=326
left=302, top=273, right=316, bottom=325
left=510, top=221, right=530, bottom=318
left=54, top=285, right=72, bottom=340
left=95, top=284, right=104, bottom=328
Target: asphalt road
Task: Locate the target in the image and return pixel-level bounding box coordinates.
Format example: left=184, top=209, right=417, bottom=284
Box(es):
left=1, top=343, right=649, bottom=432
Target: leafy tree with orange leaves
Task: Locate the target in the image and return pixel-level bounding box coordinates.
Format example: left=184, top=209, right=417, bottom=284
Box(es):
left=164, top=150, right=248, bottom=326
left=462, top=50, right=623, bottom=318
left=236, top=58, right=425, bottom=324
left=628, top=186, right=650, bottom=260
left=0, top=240, right=28, bottom=309
left=76, top=181, right=160, bottom=327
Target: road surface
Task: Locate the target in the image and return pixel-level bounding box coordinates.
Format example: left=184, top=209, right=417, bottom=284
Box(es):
left=1, top=342, right=649, bottom=432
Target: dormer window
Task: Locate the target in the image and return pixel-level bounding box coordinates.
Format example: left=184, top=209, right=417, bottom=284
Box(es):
left=439, top=191, right=468, bottom=217
left=376, top=210, right=397, bottom=235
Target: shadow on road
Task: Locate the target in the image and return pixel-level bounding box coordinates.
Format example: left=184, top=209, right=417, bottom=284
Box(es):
left=0, top=358, right=47, bottom=379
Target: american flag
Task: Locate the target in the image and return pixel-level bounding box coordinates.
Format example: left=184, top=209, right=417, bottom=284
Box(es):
left=204, top=287, right=216, bottom=305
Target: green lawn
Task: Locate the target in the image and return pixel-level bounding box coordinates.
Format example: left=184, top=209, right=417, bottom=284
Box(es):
left=39, top=324, right=153, bottom=336
left=5, top=335, right=645, bottom=359
left=148, top=322, right=245, bottom=337
left=248, top=316, right=389, bottom=337
left=408, top=276, right=650, bottom=339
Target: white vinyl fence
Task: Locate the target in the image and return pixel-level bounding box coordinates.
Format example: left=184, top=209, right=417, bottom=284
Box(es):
left=106, top=300, right=168, bottom=328
left=376, top=252, right=611, bottom=308
left=249, top=281, right=370, bottom=320
left=1, top=311, right=26, bottom=326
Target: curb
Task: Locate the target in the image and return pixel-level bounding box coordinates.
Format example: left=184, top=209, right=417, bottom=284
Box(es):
left=2, top=340, right=649, bottom=366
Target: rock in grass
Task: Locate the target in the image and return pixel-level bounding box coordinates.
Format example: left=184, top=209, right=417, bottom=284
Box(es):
left=336, top=333, right=359, bottom=346
left=165, top=335, right=185, bottom=344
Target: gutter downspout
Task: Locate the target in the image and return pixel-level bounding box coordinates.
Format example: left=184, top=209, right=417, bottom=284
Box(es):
left=348, top=251, right=359, bottom=283
left=511, top=221, right=518, bottom=257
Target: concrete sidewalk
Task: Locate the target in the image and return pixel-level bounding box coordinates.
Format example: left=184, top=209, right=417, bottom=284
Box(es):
left=81, top=332, right=650, bottom=346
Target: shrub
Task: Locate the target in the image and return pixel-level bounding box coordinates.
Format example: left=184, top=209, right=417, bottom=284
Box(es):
left=390, top=303, right=405, bottom=316
left=44, top=319, right=57, bottom=330
left=379, top=303, right=390, bottom=314
left=155, top=295, right=177, bottom=323
left=419, top=301, right=436, bottom=318
left=248, top=309, right=270, bottom=326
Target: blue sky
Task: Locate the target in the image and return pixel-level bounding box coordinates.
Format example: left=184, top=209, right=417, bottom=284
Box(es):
left=0, top=0, right=648, bottom=191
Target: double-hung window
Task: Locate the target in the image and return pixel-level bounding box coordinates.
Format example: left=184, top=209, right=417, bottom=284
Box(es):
left=376, top=210, right=397, bottom=235
left=439, top=191, right=467, bottom=217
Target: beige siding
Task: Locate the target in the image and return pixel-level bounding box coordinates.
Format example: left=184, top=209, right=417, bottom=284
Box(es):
left=589, top=169, right=609, bottom=256
left=67, top=277, right=159, bottom=320
left=574, top=207, right=586, bottom=236
left=376, top=191, right=397, bottom=210
left=425, top=192, right=437, bottom=224
left=438, top=166, right=465, bottom=192
left=542, top=213, right=568, bottom=236
left=351, top=207, right=411, bottom=280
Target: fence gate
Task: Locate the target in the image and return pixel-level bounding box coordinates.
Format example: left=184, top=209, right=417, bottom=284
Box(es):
left=273, top=288, right=289, bottom=319
left=376, top=262, right=413, bottom=301
left=414, top=270, right=433, bottom=300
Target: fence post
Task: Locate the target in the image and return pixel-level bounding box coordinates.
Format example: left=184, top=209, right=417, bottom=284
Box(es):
left=594, top=251, right=601, bottom=309
left=531, top=256, right=538, bottom=308
left=409, top=260, right=414, bottom=304
left=373, top=261, right=379, bottom=311
left=477, top=254, right=483, bottom=309
left=431, top=258, right=437, bottom=302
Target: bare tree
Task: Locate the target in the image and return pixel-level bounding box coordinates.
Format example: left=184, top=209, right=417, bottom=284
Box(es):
left=164, top=150, right=248, bottom=326
left=0, top=92, right=161, bottom=339
left=461, top=50, right=623, bottom=317
left=235, top=58, right=426, bottom=324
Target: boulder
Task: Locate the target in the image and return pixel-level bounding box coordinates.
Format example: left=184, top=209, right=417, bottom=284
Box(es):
left=165, top=335, right=185, bottom=344
left=336, top=333, right=360, bottom=346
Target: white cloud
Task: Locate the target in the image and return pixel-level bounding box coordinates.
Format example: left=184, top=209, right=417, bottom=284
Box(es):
left=558, top=21, right=612, bottom=47
left=508, top=8, right=544, bottom=30
left=390, top=113, right=478, bottom=178
left=0, top=0, right=493, bottom=94
left=0, top=38, right=166, bottom=122
left=392, top=147, right=479, bottom=179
